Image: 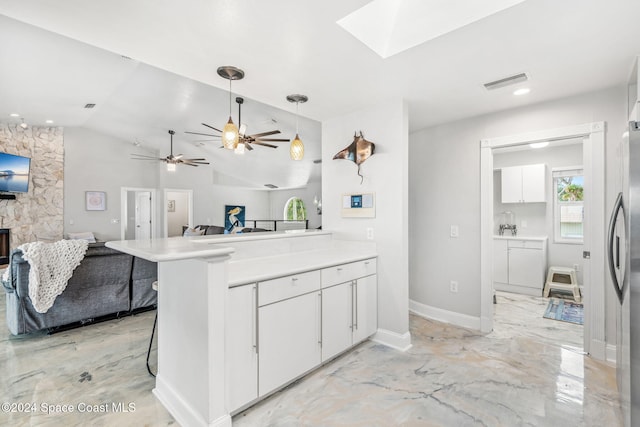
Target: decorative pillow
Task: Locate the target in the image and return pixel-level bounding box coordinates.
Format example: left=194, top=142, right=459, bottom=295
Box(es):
left=183, top=227, right=205, bottom=237
left=67, top=231, right=97, bottom=243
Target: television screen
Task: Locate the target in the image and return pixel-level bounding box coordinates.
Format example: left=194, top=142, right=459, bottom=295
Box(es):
left=0, top=152, right=31, bottom=193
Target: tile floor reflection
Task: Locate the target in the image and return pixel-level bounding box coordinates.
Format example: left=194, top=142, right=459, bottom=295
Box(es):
left=0, top=291, right=622, bottom=426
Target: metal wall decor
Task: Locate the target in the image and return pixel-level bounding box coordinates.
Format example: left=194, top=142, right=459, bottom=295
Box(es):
left=333, top=131, right=376, bottom=183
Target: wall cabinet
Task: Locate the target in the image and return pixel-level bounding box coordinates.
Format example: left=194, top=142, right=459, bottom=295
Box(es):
left=501, top=164, right=546, bottom=203
left=493, top=238, right=547, bottom=296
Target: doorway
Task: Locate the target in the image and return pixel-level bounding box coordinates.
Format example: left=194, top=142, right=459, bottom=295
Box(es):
left=163, top=189, right=193, bottom=237
left=120, top=187, right=158, bottom=240
left=480, top=122, right=607, bottom=360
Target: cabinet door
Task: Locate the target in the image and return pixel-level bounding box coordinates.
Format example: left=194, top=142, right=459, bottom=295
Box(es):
left=353, top=274, right=378, bottom=344
left=227, top=284, right=258, bottom=412
left=258, top=291, right=321, bottom=396
left=508, top=247, right=544, bottom=290
left=521, top=164, right=546, bottom=202
left=492, top=240, right=508, bottom=284
left=501, top=166, right=523, bottom=203
left=321, top=282, right=353, bottom=361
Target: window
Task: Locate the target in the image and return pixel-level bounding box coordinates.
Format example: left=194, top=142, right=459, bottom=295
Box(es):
left=553, top=168, right=584, bottom=243
left=283, top=197, right=307, bottom=221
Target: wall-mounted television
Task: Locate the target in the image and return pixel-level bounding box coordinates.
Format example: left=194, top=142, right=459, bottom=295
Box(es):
left=0, top=152, right=31, bottom=193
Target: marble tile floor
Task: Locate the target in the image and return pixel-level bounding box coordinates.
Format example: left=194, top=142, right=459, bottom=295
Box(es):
left=0, top=291, right=621, bottom=426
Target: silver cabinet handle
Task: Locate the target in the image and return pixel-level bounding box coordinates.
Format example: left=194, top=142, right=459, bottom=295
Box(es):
left=317, top=292, right=322, bottom=346
left=354, top=281, right=358, bottom=331
left=252, top=285, right=258, bottom=353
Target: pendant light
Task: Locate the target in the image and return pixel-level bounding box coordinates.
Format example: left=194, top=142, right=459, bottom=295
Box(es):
left=286, top=94, right=308, bottom=161
left=217, top=66, right=245, bottom=150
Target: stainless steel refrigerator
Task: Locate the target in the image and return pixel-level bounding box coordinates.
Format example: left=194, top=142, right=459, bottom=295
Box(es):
left=608, top=120, right=640, bottom=427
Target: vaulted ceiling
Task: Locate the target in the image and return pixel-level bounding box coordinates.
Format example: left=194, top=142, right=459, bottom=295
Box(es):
left=1, top=0, right=639, bottom=187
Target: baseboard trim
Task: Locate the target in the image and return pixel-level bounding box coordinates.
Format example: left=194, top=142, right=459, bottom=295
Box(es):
left=606, top=343, right=617, bottom=365
left=409, top=299, right=481, bottom=331
left=589, top=338, right=606, bottom=361
left=154, top=377, right=231, bottom=427
left=371, top=328, right=412, bottom=352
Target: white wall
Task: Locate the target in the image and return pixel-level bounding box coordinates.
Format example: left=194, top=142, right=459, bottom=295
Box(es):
left=409, top=86, right=626, bottom=348
left=167, top=191, right=189, bottom=237
left=493, top=143, right=584, bottom=284
left=322, top=98, right=410, bottom=348
left=268, top=182, right=322, bottom=230
left=64, top=127, right=158, bottom=241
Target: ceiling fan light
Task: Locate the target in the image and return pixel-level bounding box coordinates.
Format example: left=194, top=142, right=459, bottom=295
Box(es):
left=223, top=117, right=239, bottom=149
left=167, top=162, right=176, bottom=172
left=290, top=134, right=304, bottom=160
left=234, top=142, right=246, bottom=155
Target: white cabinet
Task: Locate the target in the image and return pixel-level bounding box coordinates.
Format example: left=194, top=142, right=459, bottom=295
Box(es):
left=227, top=257, right=377, bottom=410
left=321, top=259, right=378, bottom=362
left=492, top=239, right=508, bottom=284
left=493, top=238, right=547, bottom=296
left=501, top=164, right=546, bottom=203
left=258, top=273, right=321, bottom=397
left=227, top=284, right=258, bottom=412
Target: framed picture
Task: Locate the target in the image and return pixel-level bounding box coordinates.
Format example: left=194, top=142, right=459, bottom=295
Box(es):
left=86, top=191, right=106, bottom=211
left=167, top=199, right=176, bottom=212
left=224, top=205, right=245, bottom=231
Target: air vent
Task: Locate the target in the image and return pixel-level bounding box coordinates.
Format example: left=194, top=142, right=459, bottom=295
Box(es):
left=313, top=159, right=322, bottom=164
left=484, top=73, right=528, bottom=91
left=84, top=103, right=96, bottom=109
left=264, top=184, right=278, bottom=189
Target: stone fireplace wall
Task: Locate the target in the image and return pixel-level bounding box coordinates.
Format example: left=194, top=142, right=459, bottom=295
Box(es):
left=0, top=124, right=64, bottom=249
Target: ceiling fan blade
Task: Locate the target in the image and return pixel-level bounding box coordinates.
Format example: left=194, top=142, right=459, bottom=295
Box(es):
left=181, top=162, right=199, bottom=167
left=248, top=130, right=280, bottom=138
left=239, top=123, right=247, bottom=137
left=245, top=143, right=254, bottom=151
left=202, top=123, right=223, bottom=133
left=131, top=157, right=165, bottom=161
left=131, top=154, right=164, bottom=160
left=185, top=131, right=220, bottom=137
left=190, top=139, right=220, bottom=142
left=183, top=158, right=207, bottom=161
left=175, top=154, right=184, bottom=159
left=250, top=141, right=278, bottom=149
left=255, top=138, right=289, bottom=142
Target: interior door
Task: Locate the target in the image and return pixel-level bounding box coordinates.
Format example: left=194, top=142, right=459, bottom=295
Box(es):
left=135, top=191, right=151, bottom=240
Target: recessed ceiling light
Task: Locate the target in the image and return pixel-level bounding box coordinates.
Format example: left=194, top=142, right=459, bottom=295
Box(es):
left=45, top=120, right=54, bottom=124
left=9, top=113, right=19, bottom=117
left=529, top=141, right=549, bottom=149
left=513, top=88, right=531, bottom=96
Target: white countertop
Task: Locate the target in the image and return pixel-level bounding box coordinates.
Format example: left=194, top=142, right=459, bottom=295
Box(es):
left=227, top=240, right=377, bottom=286
left=106, top=229, right=331, bottom=262
left=493, top=235, right=548, bottom=242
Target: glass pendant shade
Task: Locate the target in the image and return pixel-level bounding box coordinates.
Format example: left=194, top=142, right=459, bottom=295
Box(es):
left=290, top=133, right=304, bottom=160
left=167, top=162, right=176, bottom=172
left=223, top=117, right=239, bottom=149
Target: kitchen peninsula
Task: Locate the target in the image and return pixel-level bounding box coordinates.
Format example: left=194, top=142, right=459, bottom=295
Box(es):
left=106, top=230, right=378, bottom=427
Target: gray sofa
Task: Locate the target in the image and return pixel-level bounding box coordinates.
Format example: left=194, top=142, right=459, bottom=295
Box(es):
left=2, top=242, right=157, bottom=335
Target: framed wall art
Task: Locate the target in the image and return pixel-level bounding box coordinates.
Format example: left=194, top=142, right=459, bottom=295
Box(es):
left=86, top=191, right=106, bottom=211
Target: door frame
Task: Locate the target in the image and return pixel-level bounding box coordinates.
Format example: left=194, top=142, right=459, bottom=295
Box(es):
left=480, top=122, right=606, bottom=360
left=163, top=188, right=193, bottom=237
left=120, top=187, right=158, bottom=240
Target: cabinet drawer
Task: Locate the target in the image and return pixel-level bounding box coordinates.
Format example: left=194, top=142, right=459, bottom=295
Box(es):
left=259, top=271, right=320, bottom=306
left=321, top=258, right=377, bottom=288
left=507, top=240, right=543, bottom=249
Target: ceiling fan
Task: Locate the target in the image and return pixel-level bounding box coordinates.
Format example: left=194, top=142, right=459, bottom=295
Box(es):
left=131, top=130, right=210, bottom=169
left=185, top=65, right=290, bottom=152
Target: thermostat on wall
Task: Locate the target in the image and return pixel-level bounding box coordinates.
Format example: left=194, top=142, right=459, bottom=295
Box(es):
left=342, top=193, right=375, bottom=218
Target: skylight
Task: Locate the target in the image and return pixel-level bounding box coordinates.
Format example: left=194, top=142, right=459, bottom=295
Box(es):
left=337, top=0, right=527, bottom=59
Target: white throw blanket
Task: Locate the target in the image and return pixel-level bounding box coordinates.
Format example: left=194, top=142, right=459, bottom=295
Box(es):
left=18, top=240, right=89, bottom=313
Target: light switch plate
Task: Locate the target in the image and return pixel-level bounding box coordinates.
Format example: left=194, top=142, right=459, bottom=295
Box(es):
left=450, top=225, right=459, bottom=238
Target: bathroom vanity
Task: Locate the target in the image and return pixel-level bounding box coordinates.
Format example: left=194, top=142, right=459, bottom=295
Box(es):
left=493, top=235, right=548, bottom=296
left=106, top=230, right=377, bottom=427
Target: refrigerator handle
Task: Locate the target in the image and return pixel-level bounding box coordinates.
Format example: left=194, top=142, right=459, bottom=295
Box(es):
left=607, top=191, right=625, bottom=304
